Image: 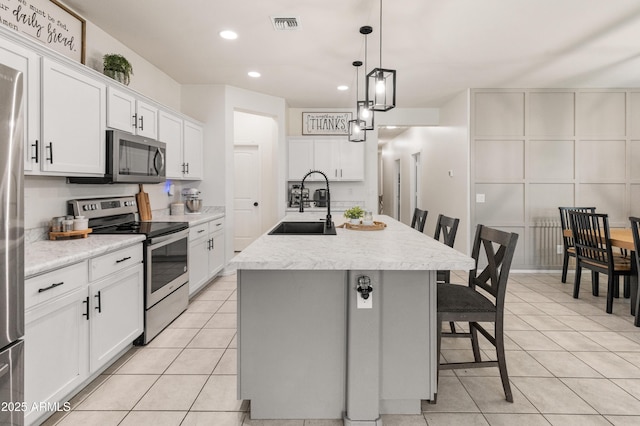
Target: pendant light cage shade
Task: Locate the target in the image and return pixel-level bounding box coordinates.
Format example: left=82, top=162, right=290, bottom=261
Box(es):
left=348, top=118, right=366, bottom=142
left=366, top=67, right=396, bottom=112
left=357, top=101, right=374, bottom=131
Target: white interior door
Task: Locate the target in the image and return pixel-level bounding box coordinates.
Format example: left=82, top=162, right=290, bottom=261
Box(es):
left=234, top=145, right=261, bottom=251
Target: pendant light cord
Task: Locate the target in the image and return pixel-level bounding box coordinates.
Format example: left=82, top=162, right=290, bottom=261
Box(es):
left=379, top=0, right=383, bottom=68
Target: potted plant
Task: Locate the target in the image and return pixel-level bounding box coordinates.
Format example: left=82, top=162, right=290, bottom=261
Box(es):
left=344, top=206, right=364, bottom=224
left=103, top=53, right=133, bottom=85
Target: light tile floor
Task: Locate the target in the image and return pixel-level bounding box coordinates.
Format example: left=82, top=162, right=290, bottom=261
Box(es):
left=42, top=271, right=640, bottom=426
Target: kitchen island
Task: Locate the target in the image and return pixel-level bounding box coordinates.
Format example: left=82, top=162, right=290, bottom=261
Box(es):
left=231, top=213, right=474, bottom=425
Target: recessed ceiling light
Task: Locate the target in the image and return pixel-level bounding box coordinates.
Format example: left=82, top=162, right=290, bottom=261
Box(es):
left=386, top=125, right=397, bottom=129
left=248, top=71, right=261, bottom=78
left=337, top=85, right=349, bottom=91
left=219, top=30, right=238, bottom=40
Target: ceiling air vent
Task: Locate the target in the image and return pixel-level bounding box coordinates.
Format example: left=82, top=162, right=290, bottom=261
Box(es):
left=271, top=16, right=300, bottom=30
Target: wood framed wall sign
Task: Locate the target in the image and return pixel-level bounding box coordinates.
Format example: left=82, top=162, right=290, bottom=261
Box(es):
left=0, top=0, right=86, bottom=63
left=302, top=112, right=352, bottom=135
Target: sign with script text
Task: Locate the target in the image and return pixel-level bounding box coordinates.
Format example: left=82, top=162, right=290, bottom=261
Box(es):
left=302, top=112, right=352, bottom=135
left=0, top=0, right=85, bottom=63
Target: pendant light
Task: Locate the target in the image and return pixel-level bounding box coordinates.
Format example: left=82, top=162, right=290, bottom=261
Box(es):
left=357, top=26, right=375, bottom=131
left=366, top=0, right=396, bottom=111
left=348, top=61, right=366, bottom=142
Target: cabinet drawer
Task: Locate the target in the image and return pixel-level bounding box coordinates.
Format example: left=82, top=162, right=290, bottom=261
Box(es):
left=89, top=244, right=143, bottom=282
left=210, top=217, right=224, bottom=230
left=189, top=222, right=209, bottom=240
left=25, top=261, right=88, bottom=309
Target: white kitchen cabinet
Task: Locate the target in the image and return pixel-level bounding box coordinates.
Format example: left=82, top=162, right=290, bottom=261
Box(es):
left=288, top=137, right=364, bottom=181
left=183, top=120, right=204, bottom=180
left=288, top=138, right=315, bottom=180
left=89, top=263, right=143, bottom=372
left=24, top=244, right=143, bottom=426
left=24, top=262, right=90, bottom=426
left=163, top=117, right=203, bottom=180
left=41, top=57, right=106, bottom=176
left=188, top=217, right=225, bottom=296
left=159, top=110, right=184, bottom=179
left=107, top=87, right=158, bottom=139
left=0, top=38, right=41, bottom=174
left=314, top=137, right=365, bottom=180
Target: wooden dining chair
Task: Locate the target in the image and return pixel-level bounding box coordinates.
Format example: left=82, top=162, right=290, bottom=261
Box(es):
left=569, top=211, right=632, bottom=314
left=558, top=207, right=596, bottom=283
left=436, top=224, right=519, bottom=403
left=410, top=208, right=428, bottom=233
left=434, top=214, right=461, bottom=333
left=628, top=217, right=640, bottom=326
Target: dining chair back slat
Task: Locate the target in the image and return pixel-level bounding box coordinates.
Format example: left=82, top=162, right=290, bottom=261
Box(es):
left=558, top=207, right=596, bottom=283
left=568, top=211, right=632, bottom=313
left=411, top=208, right=428, bottom=233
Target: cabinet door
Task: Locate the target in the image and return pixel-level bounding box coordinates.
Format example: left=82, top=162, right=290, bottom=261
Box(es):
left=107, top=87, right=136, bottom=133
left=159, top=110, right=184, bottom=179
left=41, top=58, right=106, bottom=175
left=189, top=235, right=210, bottom=296
left=313, top=139, right=337, bottom=179
left=89, top=264, right=143, bottom=372
left=0, top=39, right=41, bottom=173
left=183, top=121, right=203, bottom=180
left=136, top=100, right=158, bottom=139
left=25, top=287, right=89, bottom=426
left=209, top=229, right=225, bottom=277
left=338, top=139, right=365, bottom=180
left=288, top=138, right=314, bottom=180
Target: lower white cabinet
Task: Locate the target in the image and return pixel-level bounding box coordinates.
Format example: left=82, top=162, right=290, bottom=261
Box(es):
left=24, top=244, right=143, bottom=426
left=89, top=264, right=144, bottom=372
left=24, top=285, right=89, bottom=426
left=188, top=217, right=225, bottom=296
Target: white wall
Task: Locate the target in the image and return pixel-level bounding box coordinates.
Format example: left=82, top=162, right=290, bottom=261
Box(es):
left=234, top=111, right=278, bottom=233
left=182, top=84, right=286, bottom=269
left=380, top=93, right=470, bottom=254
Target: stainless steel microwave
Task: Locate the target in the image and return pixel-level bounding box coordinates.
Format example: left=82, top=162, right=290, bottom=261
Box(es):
left=69, top=130, right=166, bottom=184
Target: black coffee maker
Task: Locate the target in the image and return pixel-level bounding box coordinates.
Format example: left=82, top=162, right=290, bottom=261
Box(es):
left=313, top=189, right=328, bottom=207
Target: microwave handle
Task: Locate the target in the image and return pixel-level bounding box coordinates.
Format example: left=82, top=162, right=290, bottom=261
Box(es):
left=153, top=148, right=165, bottom=175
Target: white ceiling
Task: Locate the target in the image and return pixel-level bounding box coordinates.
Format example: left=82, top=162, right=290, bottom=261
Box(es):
left=63, top=0, right=640, bottom=110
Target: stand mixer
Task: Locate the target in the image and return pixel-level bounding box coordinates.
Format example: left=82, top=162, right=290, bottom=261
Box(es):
left=182, top=188, right=203, bottom=214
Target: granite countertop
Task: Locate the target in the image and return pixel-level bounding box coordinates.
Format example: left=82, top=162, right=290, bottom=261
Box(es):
left=230, top=213, right=475, bottom=271
left=25, top=234, right=146, bottom=278
left=149, top=206, right=225, bottom=226
left=25, top=207, right=225, bottom=278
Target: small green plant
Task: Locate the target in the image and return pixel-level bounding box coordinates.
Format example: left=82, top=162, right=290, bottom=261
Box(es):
left=103, top=54, right=133, bottom=85
left=344, top=206, right=365, bottom=220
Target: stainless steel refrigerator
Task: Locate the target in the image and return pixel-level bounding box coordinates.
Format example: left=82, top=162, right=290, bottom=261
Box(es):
left=0, top=62, right=25, bottom=426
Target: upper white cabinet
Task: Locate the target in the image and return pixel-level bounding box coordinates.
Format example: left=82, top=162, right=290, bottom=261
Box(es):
left=159, top=110, right=184, bottom=178
left=41, top=58, right=106, bottom=176
left=183, top=120, right=204, bottom=180
left=0, top=38, right=41, bottom=174
left=162, top=113, right=203, bottom=180
left=288, top=137, right=364, bottom=181
left=288, top=138, right=315, bottom=180
left=107, top=87, right=158, bottom=139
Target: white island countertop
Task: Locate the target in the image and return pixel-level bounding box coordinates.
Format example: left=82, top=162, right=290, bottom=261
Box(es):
left=231, top=213, right=474, bottom=271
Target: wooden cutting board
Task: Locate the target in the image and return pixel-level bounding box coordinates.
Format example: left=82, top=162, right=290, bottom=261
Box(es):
left=137, top=184, right=152, bottom=221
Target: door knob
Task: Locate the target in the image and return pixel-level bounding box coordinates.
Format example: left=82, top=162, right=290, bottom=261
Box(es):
left=254, top=202, right=259, bottom=207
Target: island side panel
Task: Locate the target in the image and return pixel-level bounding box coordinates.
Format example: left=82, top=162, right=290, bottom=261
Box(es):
left=237, top=269, right=348, bottom=419
left=380, top=270, right=436, bottom=413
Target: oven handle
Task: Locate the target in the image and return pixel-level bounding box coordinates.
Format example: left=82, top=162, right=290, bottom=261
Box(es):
left=147, top=228, right=189, bottom=247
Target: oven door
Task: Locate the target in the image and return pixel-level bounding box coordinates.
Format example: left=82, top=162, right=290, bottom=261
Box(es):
left=145, top=229, right=189, bottom=308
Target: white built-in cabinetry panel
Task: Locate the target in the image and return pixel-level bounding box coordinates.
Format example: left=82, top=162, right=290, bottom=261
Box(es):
left=24, top=244, right=143, bottom=426
left=41, top=58, right=106, bottom=176
left=188, top=218, right=225, bottom=296
left=288, top=137, right=364, bottom=181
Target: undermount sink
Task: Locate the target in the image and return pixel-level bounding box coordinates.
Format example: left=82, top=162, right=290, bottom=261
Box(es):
left=269, top=221, right=337, bottom=235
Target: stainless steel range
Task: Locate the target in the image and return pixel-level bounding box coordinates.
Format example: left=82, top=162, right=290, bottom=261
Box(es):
left=68, top=196, right=189, bottom=344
